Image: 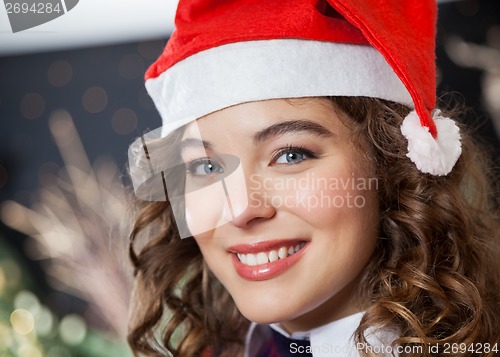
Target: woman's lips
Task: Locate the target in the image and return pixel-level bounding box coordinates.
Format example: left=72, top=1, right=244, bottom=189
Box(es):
left=228, top=239, right=309, bottom=281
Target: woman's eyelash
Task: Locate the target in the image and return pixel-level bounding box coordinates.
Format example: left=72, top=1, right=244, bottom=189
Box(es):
left=185, top=157, right=223, bottom=176
left=185, top=158, right=209, bottom=173
left=271, top=145, right=317, bottom=165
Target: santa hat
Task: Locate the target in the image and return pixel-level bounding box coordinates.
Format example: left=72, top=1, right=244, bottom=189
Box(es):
left=142, top=0, right=461, bottom=176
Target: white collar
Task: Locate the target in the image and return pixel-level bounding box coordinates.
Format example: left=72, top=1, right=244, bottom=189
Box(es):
left=244, top=312, right=398, bottom=357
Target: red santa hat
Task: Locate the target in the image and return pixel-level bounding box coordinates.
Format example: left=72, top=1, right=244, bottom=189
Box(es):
left=144, top=0, right=461, bottom=176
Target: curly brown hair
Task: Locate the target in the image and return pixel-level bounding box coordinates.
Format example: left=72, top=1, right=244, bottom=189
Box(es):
left=127, top=97, right=500, bottom=357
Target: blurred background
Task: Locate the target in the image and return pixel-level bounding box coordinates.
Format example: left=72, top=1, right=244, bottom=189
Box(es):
left=0, top=0, right=499, bottom=356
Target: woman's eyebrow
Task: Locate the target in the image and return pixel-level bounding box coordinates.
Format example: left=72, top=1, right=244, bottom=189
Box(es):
left=253, top=119, right=334, bottom=144
left=179, top=138, right=213, bottom=153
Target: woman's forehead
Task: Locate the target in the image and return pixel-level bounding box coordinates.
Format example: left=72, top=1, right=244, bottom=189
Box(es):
left=182, top=98, right=345, bottom=140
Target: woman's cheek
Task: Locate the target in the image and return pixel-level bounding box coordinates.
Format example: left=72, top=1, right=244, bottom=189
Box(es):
left=287, top=183, right=376, bottom=224
left=292, top=187, right=345, bottom=221
left=184, top=182, right=228, bottom=237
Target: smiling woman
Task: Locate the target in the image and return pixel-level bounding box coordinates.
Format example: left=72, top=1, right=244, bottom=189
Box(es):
left=126, top=1, right=500, bottom=357
left=185, top=99, right=379, bottom=330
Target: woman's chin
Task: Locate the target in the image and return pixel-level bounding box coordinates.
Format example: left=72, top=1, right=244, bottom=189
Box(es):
left=239, top=310, right=289, bottom=326
left=233, top=297, right=304, bottom=326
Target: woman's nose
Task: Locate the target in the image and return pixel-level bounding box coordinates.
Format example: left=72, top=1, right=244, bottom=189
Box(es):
left=224, top=171, right=276, bottom=229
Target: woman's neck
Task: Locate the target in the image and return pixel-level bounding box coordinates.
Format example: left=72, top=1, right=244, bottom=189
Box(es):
left=277, top=278, right=363, bottom=333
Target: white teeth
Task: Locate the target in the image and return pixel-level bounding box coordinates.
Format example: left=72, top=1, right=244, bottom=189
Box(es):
left=256, top=252, right=268, bottom=265
left=268, top=250, right=278, bottom=262
left=246, top=254, right=257, bottom=266
left=236, top=243, right=306, bottom=266
left=278, top=247, right=287, bottom=259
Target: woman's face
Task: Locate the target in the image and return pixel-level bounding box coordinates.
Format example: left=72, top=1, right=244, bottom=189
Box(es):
left=181, top=98, right=379, bottom=332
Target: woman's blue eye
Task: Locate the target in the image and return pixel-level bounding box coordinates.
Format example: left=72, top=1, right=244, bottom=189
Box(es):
left=187, top=159, right=224, bottom=177
left=274, top=147, right=315, bottom=165
left=276, top=151, right=305, bottom=164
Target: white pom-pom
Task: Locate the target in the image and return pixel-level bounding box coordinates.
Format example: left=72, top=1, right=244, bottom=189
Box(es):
left=400, top=110, right=461, bottom=176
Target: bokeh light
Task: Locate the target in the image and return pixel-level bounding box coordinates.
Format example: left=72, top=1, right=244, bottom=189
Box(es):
left=118, top=53, right=145, bottom=80
left=10, top=309, right=35, bottom=335
left=48, top=60, right=73, bottom=87
left=20, top=92, right=45, bottom=120
left=18, top=344, right=43, bottom=357
left=82, top=86, right=108, bottom=113
left=137, top=40, right=164, bottom=60
left=34, top=306, right=55, bottom=337
left=14, top=290, right=41, bottom=316
left=0, top=322, right=13, bottom=349
left=59, top=314, right=87, bottom=346
left=112, top=108, right=138, bottom=135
